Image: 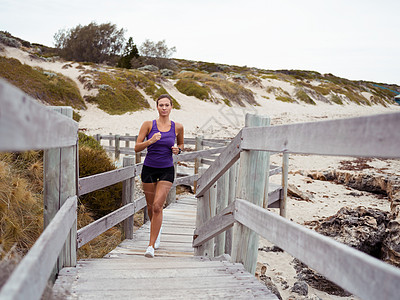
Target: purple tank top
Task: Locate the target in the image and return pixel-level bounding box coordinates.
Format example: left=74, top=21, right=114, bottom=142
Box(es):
left=144, top=120, right=176, bottom=168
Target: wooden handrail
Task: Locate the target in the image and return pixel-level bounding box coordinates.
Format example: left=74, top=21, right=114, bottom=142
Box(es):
left=196, top=131, right=243, bottom=197
left=78, top=165, right=135, bottom=196
left=77, top=196, right=146, bottom=248
left=193, top=198, right=400, bottom=300
left=0, top=79, right=78, bottom=151
left=0, top=196, right=77, bottom=300
left=234, top=198, right=400, bottom=300
left=241, top=112, right=400, bottom=158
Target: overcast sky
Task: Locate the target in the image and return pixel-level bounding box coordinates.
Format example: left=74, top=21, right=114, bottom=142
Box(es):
left=1, top=0, right=399, bottom=85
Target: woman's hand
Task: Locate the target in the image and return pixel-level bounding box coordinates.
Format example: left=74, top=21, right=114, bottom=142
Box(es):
left=171, top=146, right=181, bottom=155
left=149, top=132, right=161, bottom=144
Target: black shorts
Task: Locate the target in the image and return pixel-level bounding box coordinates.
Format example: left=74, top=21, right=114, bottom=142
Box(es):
left=141, top=165, right=175, bottom=183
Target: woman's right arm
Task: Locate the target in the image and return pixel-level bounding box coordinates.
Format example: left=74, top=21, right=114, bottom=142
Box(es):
left=134, top=121, right=160, bottom=152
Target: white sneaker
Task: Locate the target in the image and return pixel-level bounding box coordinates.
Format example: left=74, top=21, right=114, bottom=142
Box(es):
left=144, top=246, right=154, bottom=258
left=154, top=226, right=162, bottom=249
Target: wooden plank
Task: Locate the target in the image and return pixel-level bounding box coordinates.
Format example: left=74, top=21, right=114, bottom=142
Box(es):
left=119, top=148, right=135, bottom=155
left=214, top=171, right=229, bottom=256
left=241, top=112, right=400, bottom=158
left=267, top=183, right=282, bottom=208
left=0, top=196, right=77, bottom=300
left=122, top=156, right=135, bottom=239
left=174, top=146, right=226, bottom=162
left=78, top=165, right=135, bottom=196
left=269, top=165, right=282, bottom=176
left=174, top=174, right=198, bottom=186
left=193, top=135, right=203, bottom=194
left=0, top=79, right=78, bottom=151
left=77, top=196, right=146, bottom=248
left=280, top=152, right=289, bottom=217
left=234, top=198, right=400, bottom=300
left=196, top=130, right=243, bottom=196
left=193, top=201, right=235, bottom=247
left=202, top=140, right=229, bottom=147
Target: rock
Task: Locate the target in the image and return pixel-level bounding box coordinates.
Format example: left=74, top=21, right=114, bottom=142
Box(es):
left=259, top=275, right=283, bottom=300
left=98, top=84, right=113, bottom=91
left=232, top=74, right=248, bottom=82
left=288, top=184, right=313, bottom=202
left=315, top=206, right=389, bottom=257
left=294, top=259, right=352, bottom=297
left=290, top=281, right=308, bottom=296
left=211, top=73, right=226, bottom=79
left=259, top=245, right=284, bottom=252
left=382, top=190, right=400, bottom=267
left=0, top=33, right=22, bottom=48
left=138, top=65, right=159, bottom=72
left=43, top=71, right=57, bottom=78
left=160, top=69, right=174, bottom=76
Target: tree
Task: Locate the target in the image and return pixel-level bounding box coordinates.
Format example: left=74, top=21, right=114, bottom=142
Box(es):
left=135, top=39, right=177, bottom=69
left=139, top=39, right=176, bottom=58
left=54, top=22, right=125, bottom=64
left=117, top=37, right=139, bottom=69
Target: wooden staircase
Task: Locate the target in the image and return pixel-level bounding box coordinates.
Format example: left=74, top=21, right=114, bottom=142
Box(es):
left=53, top=196, right=277, bottom=299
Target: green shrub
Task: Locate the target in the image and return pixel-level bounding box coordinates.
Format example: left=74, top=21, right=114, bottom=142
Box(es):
left=177, top=71, right=256, bottom=106
left=174, top=78, right=210, bottom=100
left=295, top=90, right=316, bottom=105
left=330, top=94, right=343, bottom=105
left=276, top=96, right=295, bottom=103
left=86, top=72, right=150, bottom=114
left=0, top=57, right=86, bottom=109
left=222, top=98, right=232, bottom=107
left=78, top=133, right=122, bottom=218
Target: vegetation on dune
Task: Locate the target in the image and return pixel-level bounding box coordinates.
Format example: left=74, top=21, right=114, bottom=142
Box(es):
left=84, top=71, right=150, bottom=114
left=176, top=71, right=257, bottom=106
left=0, top=151, right=44, bottom=258
left=174, top=78, right=210, bottom=100
left=0, top=56, right=86, bottom=109
left=0, top=133, right=127, bottom=264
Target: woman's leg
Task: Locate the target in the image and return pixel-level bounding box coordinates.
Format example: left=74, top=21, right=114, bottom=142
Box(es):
left=148, top=180, right=172, bottom=247
left=143, top=182, right=157, bottom=222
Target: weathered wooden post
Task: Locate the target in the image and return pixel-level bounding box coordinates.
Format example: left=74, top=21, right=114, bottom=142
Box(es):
left=122, top=156, right=135, bottom=238
left=109, top=132, right=113, bottom=159
left=232, top=113, right=270, bottom=274
left=214, top=171, right=229, bottom=257
left=44, top=106, right=77, bottom=279
left=115, top=134, right=120, bottom=161
left=193, top=135, right=203, bottom=193
left=94, top=133, right=101, bottom=143
left=195, top=168, right=215, bottom=256
left=280, top=152, right=289, bottom=217
left=225, top=160, right=239, bottom=255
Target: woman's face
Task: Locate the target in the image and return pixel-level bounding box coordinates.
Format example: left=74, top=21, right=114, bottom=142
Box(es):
left=157, top=98, right=172, bottom=117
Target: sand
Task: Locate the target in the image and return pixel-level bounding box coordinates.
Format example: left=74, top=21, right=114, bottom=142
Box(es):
left=2, top=45, right=400, bottom=299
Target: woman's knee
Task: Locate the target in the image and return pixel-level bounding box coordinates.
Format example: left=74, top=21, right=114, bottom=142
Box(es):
left=152, top=202, right=163, bottom=215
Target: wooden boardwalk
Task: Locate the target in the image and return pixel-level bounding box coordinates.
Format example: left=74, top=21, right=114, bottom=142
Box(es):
left=53, top=196, right=277, bottom=299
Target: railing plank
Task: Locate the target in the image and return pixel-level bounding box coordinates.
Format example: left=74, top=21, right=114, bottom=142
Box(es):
left=0, top=196, right=77, bottom=300
left=77, top=196, right=146, bottom=248
left=234, top=198, right=400, bottom=300
left=0, top=79, right=78, bottom=151
left=241, top=112, right=400, bottom=158
left=196, top=131, right=243, bottom=197
left=78, top=166, right=135, bottom=196
left=193, top=201, right=236, bottom=247
left=174, top=174, right=198, bottom=186
left=174, top=147, right=226, bottom=162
